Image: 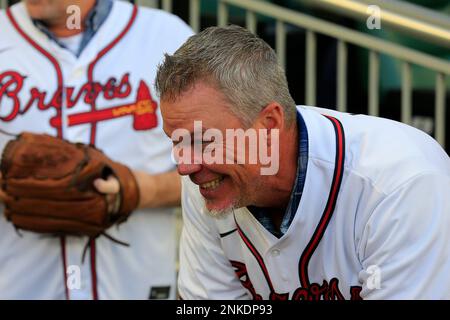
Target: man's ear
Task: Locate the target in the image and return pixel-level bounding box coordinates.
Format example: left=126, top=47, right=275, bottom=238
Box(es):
left=255, top=102, right=284, bottom=130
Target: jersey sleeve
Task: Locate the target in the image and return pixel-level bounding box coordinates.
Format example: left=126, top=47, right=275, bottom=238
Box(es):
left=358, top=172, right=450, bottom=299
left=178, top=177, right=250, bottom=300
left=151, top=10, right=194, bottom=57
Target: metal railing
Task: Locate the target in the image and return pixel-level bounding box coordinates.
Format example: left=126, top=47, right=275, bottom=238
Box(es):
left=2, top=0, right=448, bottom=147
left=216, top=0, right=449, bottom=146
left=300, top=0, right=450, bottom=48
left=130, top=0, right=449, bottom=147
left=135, top=0, right=201, bottom=33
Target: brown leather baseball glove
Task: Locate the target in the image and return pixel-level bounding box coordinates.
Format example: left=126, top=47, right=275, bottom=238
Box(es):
left=0, top=132, right=139, bottom=239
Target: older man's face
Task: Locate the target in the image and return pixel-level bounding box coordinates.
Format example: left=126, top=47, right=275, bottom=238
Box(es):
left=161, top=82, right=266, bottom=216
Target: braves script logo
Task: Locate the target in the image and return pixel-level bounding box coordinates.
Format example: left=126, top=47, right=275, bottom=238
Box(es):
left=231, top=260, right=362, bottom=300
left=0, top=71, right=157, bottom=130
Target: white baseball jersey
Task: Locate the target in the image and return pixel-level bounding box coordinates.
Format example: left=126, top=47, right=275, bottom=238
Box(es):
left=179, top=105, right=450, bottom=300
left=0, top=1, right=193, bottom=299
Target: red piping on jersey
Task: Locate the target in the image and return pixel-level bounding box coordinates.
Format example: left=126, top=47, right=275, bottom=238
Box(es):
left=84, top=5, right=138, bottom=298
left=298, top=115, right=345, bottom=288
left=233, top=115, right=345, bottom=297
left=90, top=239, right=98, bottom=300
left=7, top=8, right=69, bottom=298
left=233, top=214, right=275, bottom=294
left=7, top=5, right=138, bottom=300
left=6, top=8, right=64, bottom=139
left=60, top=237, right=69, bottom=300
left=86, top=5, right=138, bottom=146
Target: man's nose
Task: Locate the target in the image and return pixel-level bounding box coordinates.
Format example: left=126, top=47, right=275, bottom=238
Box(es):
left=177, top=163, right=202, bottom=176
left=173, top=143, right=203, bottom=176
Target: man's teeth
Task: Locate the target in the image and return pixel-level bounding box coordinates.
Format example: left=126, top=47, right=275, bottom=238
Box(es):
left=200, top=177, right=223, bottom=190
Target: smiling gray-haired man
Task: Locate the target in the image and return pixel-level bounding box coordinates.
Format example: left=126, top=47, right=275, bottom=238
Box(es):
left=157, top=25, right=450, bottom=300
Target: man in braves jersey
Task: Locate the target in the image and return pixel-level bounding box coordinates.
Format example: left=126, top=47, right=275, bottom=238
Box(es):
left=0, top=0, right=193, bottom=299
left=156, top=25, right=450, bottom=300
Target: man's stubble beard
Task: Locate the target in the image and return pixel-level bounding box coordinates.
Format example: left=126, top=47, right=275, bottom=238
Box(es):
left=203, top=179, right=264, bottom=219
left=206, top=205, right=235, bottom=219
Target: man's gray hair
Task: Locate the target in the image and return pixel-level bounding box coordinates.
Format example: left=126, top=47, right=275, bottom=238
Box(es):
left=155, top=25, right=297, bottom=126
